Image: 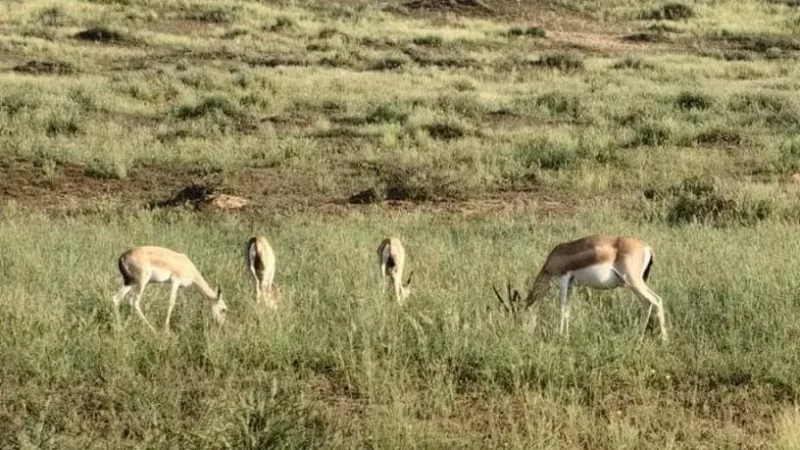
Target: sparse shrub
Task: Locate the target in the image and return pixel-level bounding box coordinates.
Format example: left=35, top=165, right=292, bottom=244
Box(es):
left=641, top=2, right=695, bottom=20
left=648, top=22, right=681, bottom=33
left=183, top=4, right=242, bottom=23
left=380, top=164, right=459, bottom=201
left=631, top=121, right=672, bottom=147
left=535, top=92, right=582, bottom=119
left=12, top=60, right=75, bottom=75
left=423, top=120, right=467, bottom=140
left=20, top=24, right=57, bottom=41
left=623, top=31, right=671, bottom=43
left=516, top=137, right=577, bottom=171
left=348, top=186, right=383, bottom=204
left=74, top=26, right=126, bottom=42
left=506, top=26, right=546, bottom=38
left=780, top=139, right=800, bottom=171
left=692, top=127, right=743, bottom=147
left=369, top=55, right=408, bottom=71
left=676, top=91, right=713, bottom=110
left=436, top=92, right=483, bottom=118
left=46, top=115, right=81, bottom=136
left=668, top=192, right=772, bottom=226
left=537, top=147, right=576, bottom=170
left=492, top=54, right=535, bottom=72
left=366, top=103, right=410, bottom=124
left=730, top=92, right=792, bottom=114
left=659, top=176, right=773, bottom=226
left=524, top=26, right=546, bottom=37
left=321, top=99, right=346, bottom=114
left=718, top=30, right=800, bottom=53
left=453, top=79, right=477, bottom=92
left=534, top=52, right=584, bottom=72
left=401, top=46, right=476, bottom=69
left=156, top=127, right=194, bottom=143
left=306, top=42, right=330, bottom=52
left=611, top=56, right=656, bottom=70
left=318, top=52, right=359, bottom=68
left=38, top=6, right=67, bottom=27
left=577, top=131, right=622, bottom=166
left=175, top=96, right=242, bottom=120
left=360, top=36, right=397, bottom=49
left=222, top=28, right=249, bottom=39
left=0, top=91, right=39, bottom=116
left=37, top=157, right=60, bottom=185
left=666, top=191, right=730, bottom=225
left=729, top=92, right=800, bottom=127
left=412, top=35, right=443, bottom=47
left=764, top=138, right=800, bottom=173
left=318, top=27, right=341, bottom=39
left=84, top=158, right=127, bottom=179
left=68, top=87, right=97, bottom=112
left=270, top=15, right=295, bottom=31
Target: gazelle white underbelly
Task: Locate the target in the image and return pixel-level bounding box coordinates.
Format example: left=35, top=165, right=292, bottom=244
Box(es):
left=567, top=263, right=624, bottom=289
left=148, top=267, right=175, bottom=283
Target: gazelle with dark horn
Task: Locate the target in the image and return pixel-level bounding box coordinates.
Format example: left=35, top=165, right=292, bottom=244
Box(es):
left=493, top=235, right=667, bottom=342
left=113, top=246, right=228, bottom=333
left=245, top=235, right=279, bottom=309
left=378, top=237, right=413, bottom=305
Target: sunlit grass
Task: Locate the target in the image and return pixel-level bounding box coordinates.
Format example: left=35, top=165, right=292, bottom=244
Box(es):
left=2, top=0, right=800, bottom=447
left=2, top=208, right=800, bottom=448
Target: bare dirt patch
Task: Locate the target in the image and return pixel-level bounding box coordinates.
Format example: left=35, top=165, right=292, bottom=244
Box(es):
left=0, top=156, right=197, bottom=210
left=0, top=157, right=585, bottom=218
left=12, top=59, right=76, bottom=75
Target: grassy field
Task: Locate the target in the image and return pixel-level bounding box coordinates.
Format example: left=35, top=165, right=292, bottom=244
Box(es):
left=2, top=0, right=800, bottom=448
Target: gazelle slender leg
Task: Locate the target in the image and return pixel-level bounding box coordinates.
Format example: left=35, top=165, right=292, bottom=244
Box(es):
left=131, top=283, right=156, bottom=333
left=646, top=286, right=668, bottom=342
left=558, top=275, right=572, bottom=337
left=263, top=288, right=271, bottom=309
left=392, top=270, right=405, bottom=306
left=163, top=281, right=180, bottom=332
left=249, top=265, right=261, bottom=304
left=264, top=264, right=276, bottom=309
left=380, top=263, right=387, bottom=294
left=629, top=282, right=667, bottom=342
left=265, top=283, right=278, bottom=310
left=112, top=285, right=132, bottom=327
left=265, top=265, right=275, bottom=294
left=635, top=297, right=653, bottom=341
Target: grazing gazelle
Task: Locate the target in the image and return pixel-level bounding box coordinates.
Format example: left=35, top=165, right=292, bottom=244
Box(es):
left=377, top=237, right=413, bottom=305
left=493, top=235, right=667, bottom=342
left=112, top=246, right=228, bottom=333
left=245, top=235, right=278, bottom=309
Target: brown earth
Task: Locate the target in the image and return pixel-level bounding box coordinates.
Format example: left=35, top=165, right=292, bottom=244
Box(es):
left=0, top=156, right=585, bottom=217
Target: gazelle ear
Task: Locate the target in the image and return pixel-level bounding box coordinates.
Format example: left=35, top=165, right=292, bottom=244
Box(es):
left=216, top=287, right=223, bottom=299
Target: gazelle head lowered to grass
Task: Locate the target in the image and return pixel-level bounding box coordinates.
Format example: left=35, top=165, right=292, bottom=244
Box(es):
left=377, top=237, right=413, bottom=305
left=113, top=246, right=228, bottom=333
left=493, top=235, right=667, bottom=342
left=245, top=235, right=278, bottom=310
